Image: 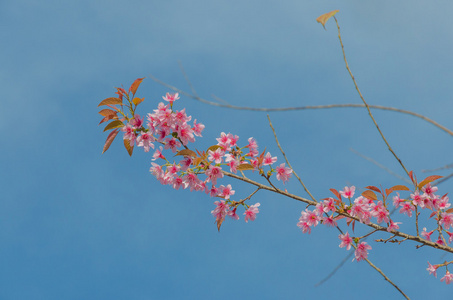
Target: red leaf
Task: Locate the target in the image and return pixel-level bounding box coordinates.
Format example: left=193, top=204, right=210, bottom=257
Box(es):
left=98, top=114, right=116, bottom=125
left=103, top=120, right=124, bottom=132
left=418, top=175, right=443, bottom=189
left=385, top=189, right=392, bottom=196
left=216, top=218, right=224, bottom=232
left=129, top=77, right=145, bottom=95
left=102, top=129, right=119, bottom=153
left=98, top=97, right=122, bottom=107
left=446, top=208, right=453, bottom=214
left=361, top=190, right=378, bottom=201
left=365, top=186, right=381, bottom=193
left=98, top=109, right=117, bottom=117
left=330, top=188, right=342, bottom=200
left=123, top=139, right=134, bottom=156
left=237, top=163, right=255, bottom=171
left=316, top=10, right=339, bottom=29
left=429, top=211, right=437, bottom=219
left=389, top=185, right=410, bottom=192
left=175, top=149, right=198, bottom=158
left=352, top=220, right=355, bottom=232
left=133, top=97, right=144, bottom=105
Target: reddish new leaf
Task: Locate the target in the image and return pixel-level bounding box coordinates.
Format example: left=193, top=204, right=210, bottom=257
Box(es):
left=237, top=163, right=255, bottom=171
left=129, top=77, right=145, bottom=95
left=175, top=149, right=198, bottom=158
left=103, top=120, right=124, bottom=132
left=98, top=97, right=122, bottom=107
left=98, top=114, right=116, bottom=125
left=98, top=109, right=117, bottom=117
left=389, top=185, right=410, bottom=192
left=385, top=189, right=392, bottom=196
left=102, top=129, right=119, bottom=153
left=123, top=139, right=134, bottom=156
left=316, top=10, right=339, bottom=29
left=429, top=211, right=437, bottom=219
left=207, top=145, right=222, bottom=153
left=446, top=208, right=453, bottom=214
left=133, top=97, right=144, bottom=105
left=418, top=175, right=443, bottom=189
left=330, top=188, right=342, bottom=200
left=216, top=218, right=224, bottom=232
left=365, top=186, right=381, bottom=193
left=362, top=190, right=378, bottom=201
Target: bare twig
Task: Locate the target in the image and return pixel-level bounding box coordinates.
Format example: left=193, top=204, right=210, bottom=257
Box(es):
left=333, top=16, right=410, bottom=178
left=350, top=148, right=412, bottom=184
left=267, top=114, right=316, bottom=202
left=148, top=74, right=453, bottom=137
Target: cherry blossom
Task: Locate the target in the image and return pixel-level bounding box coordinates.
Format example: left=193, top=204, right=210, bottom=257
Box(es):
left=244, top=203, right=260, bottom=222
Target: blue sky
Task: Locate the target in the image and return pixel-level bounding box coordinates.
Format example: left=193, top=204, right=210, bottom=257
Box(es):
left=1, top=0, right=453, bottom=299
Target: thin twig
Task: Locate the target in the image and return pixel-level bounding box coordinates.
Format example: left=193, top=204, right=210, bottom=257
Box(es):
left=148, top=74, right=453, bottom=137
left=350, top=148, right=412, bottom=184
left=222, top=170, right=453, bottom=254
left=333, top=16, right=410, bottom=178
left=422, top=163, right=453, bottom=173
left=267, top=114, right=316, bottom=202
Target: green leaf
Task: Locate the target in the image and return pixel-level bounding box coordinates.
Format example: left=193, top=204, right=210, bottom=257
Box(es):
left=103, top=120, right=124, bottom=132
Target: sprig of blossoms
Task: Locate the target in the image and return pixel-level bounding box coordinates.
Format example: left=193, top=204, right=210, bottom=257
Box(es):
left=99, top=78, right=292, bottom=232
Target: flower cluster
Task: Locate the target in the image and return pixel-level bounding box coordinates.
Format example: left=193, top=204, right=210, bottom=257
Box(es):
left=99, top=78, right=293, bottom=231
left=296, top=177, right=453, bottom=283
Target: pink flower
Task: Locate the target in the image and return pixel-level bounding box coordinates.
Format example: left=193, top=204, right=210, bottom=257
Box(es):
left=152, top=146, right=165, bottom=161
left=441, top=270, right=453, bottom=284
left=130, top=114, right=144, bottom=128
left=205, top=165, right=224, bottom=185
left=219, top=184, right=235, bottom=200
left=224, top=154, right=239, bottom=173
left=175, top=124, right=195, bottom=145
left=387, top=219, right=401, bottom=232
left=162, top=92, right=180, bottom=103
left=392, top=193, right=405, bottom=208
left=421, top=227, right=434, bottom=241
left=136, top=131, right=155, bottom=152
left=322, top=198, right=336, bottom=213
left=447, top=231, right=453, bottom=244
left=410, top=191, right=424, bottom=207
left=370, top=201, right=389, bottom=224
left=246, top=137, right=259, bottom=157
left=227, top=207, right=240, bottom=220
left=121, top=123, right=136, bottom=146
left=208, top=148, right=224, bottom=164
left=440, top=212, right=453, bottom=230
left=275, top=163, right=292, bottom=184
left=399, top=202, right=415, bottom=217
left=211, top=200, right=229, bottom=221
left=192, top=119, right=205, bottom=137
left=339, top=232, right=353, bottom=250
left=422, top=183, right=438, bottom=197
left=340, top=186, right=355, bottom=198
left=164, top=137, right=182, bottom=153
left=263, top=152, right=277, bottom=166
left=354, top=242, right=372, bottom=262
left=244, top=203, right=260, bottom=222
left=427, top=262, right=438, bottom=277
left=180, top=156, right=193, bottom=171
left=322, top=215, right=337, bottom=227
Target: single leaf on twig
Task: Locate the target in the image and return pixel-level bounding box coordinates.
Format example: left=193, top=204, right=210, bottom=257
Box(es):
left=389, top=185, right=410, bottom=192
left=237, top=163, right=255, bottom=171
left=175, top=149, right=198, bottom=158
left=99, top=114, right=116, bottom=125
left=98, top=97, right=122, bottom=107
left=362, top=190, right=378, bottom=201
left=98, top=109, right=117, bottom=117
left=102, top=129, right=119, bottom=153
left=330, top=188, right=342, bottom=201
left=216, top=218, right=224, bottom=232
left=103, top=120, right=124, bottom=132
left=123, top=139, right=134, bottom=156
left=207, top=145, right=222, bottom=153
left=133, top=97, right=144, bottom=105
left=316, top=10, right=339, bottom=29
left=129, top=77, right=145, bottom=95
left=365, top=186, right=381, bottom=194
left=418, top=175, right=443, bottom=189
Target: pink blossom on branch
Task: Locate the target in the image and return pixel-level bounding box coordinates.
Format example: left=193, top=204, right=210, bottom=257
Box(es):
left=441, top=270, right=453, bottom=284
left=275, top=163, right=292, bottom=184
left=162, top=92, right=180, bottom=103
left=339, top=186, right=355, bottom=199
left=244, top=203, right=260, bottom=222
left=354, top=242, right=372, bottom=262
left=338, top=232, right=353, bottom=250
